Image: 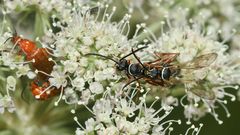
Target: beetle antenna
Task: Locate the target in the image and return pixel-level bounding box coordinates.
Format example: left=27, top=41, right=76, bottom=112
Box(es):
left=2, top=26, right=17, bottom=44
left=12, top=26, right=17, bottom=36
left=85, top=53, right=118, bottom=64
left=3, top=37, right=13, bottom=44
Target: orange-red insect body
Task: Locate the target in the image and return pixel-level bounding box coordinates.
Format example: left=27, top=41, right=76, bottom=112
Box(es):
left=11, top=34, right=59, bottom=100
left=11, top=36, right=54, bottom=79
left=31, top=80, right=60, bottom=100
left=12, top=36, right=37, bottom=56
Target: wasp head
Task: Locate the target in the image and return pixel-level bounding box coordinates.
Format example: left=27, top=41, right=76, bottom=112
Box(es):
left=116, top=59, right=129, bottom=71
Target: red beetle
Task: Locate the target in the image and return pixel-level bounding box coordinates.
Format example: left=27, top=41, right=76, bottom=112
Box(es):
left=11, top=34, right=54, bottom=80
left=6, top=31, right=60, bottom=100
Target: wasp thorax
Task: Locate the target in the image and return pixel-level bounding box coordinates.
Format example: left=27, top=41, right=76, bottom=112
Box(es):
left=117, top=59, right=129, bottom=71
left=129, top=64, right=143, bottom=75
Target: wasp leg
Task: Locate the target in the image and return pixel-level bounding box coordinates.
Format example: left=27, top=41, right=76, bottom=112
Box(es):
left=145, top=78, right=164, bottom=86
left=133, top=76, right=142, bottom=90
left=122, top=76, right=144, bottom=90
left=131, top=48, right=146, bottom=69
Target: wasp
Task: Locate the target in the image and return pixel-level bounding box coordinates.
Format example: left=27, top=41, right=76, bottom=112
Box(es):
left=86, top=46, right=217, bottom=100
left=144, top=52, right=218, bottom=100
left=3, top=30, right=60, bottom=100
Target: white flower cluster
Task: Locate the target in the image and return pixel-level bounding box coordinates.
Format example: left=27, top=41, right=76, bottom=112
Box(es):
left=191, top=0, right=240, bottom=38
left=74, top=90, right=182, bottom=135
left=3, top=0, right=72, bottom=21
left=0, top=76, right=16, bottom=113
left=40, top=5, right=148, bottom=105
left=142, top=20, right=240, bottom=124
left=124, top=0, right=240, bottom=38
left=0, top=95, right=15, bottom=113
left=3, top=0, right=110, bottom=22
left=0, top=0, right=240, bottom=134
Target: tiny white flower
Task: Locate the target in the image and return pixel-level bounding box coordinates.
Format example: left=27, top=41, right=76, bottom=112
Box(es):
left=72, top=77, right=85, bottom=90
left=184, top=104, right=206, bottom=123
left=93, top=99, right=112, bottom=123
left=116, top=117, right=138, bottom=134
left=79, top=57, right=88, bottom=67
left=0, top=96, right=16, bottom=114
left=64, top=87, right=78, bottom=104
left=48, top=67, right=67, bottom=89
left=114, top=98, right=137, bottom=117
left=16, top=64, right=31, bottom=77
left=89, top=82, right=104, bottom=94
left=6, top=76, right=16, bottom=91
left=98, top=125, right=119, bottom=135
left=84, top=118, right=96, bottom=133
left=82, top=36, right=94, bottom=46
left=94, top=71, right=106, bottom=81
left=27, top=71, right=36, bottom=79
left=161, top=96, right=178, bottom=109
left=79, top=89, right=92, bottom=105
left=75, top=128, right=84, bottom=135
left=62, top=60, right=79, bottom=73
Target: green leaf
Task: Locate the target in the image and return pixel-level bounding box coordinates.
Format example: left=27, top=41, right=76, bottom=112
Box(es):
left=34, top=11, right=50, bottom=38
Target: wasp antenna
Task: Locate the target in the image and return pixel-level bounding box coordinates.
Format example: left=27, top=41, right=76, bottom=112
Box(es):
left=131, top=48, right=147, bottom=69
left=84, top=53, right=118, bottom=64
left=120, top=45, right=148, bottom=61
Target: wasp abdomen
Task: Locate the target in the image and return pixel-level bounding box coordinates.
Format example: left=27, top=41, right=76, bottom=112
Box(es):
left=161, top=67, right=171, bottom=80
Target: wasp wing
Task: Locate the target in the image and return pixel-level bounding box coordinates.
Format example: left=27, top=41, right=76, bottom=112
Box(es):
left=147, top=52, right=179, bottom=65
left=190, top=89, right=216, bottom=100
left=180, top=53, right=217, bottom=69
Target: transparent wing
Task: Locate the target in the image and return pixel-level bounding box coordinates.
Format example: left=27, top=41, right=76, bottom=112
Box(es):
left=147, top=52, right=179, bottom=65
left=190, top=89, right=216, bottom=100
left=180, top=53, right=217, bottom=69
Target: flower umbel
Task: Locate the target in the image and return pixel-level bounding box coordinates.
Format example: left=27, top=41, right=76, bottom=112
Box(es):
left=0, top=0, right=240, bottom=135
